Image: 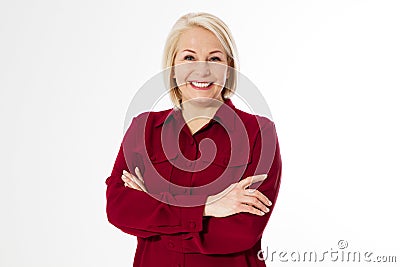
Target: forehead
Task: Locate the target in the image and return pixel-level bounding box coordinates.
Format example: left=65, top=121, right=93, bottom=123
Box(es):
left=176, top=27, right=225, bottom=53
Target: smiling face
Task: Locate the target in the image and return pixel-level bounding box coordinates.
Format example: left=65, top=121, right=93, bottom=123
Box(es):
left=173, top=26, right=229, bottom=106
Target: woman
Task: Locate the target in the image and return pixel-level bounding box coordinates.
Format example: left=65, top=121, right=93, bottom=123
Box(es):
left=105, top=12, right=282, bottom=267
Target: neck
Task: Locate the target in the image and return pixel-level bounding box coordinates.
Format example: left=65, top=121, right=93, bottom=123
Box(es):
left=181, top=98, right=224, bottom=123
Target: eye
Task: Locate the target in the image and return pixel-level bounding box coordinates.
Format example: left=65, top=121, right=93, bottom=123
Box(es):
left=184, top=55, right=195, bottom=61
left=209, top=56, right=221, bottom=62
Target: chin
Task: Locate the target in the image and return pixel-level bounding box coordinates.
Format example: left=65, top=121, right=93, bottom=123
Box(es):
left=184, top=91, right=221, bottom=101
left=180, top=84, right=224, bottom=105
left=182, top=97, right=223, bottom=109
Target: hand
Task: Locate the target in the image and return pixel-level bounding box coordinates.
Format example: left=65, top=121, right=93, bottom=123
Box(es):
left=121, top=167, right=148, bottom=193
left=204, top=174, right=272, bottom=218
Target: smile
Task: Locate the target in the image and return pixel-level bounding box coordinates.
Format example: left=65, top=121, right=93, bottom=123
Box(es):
left=189, top=81, right=214, bottom=90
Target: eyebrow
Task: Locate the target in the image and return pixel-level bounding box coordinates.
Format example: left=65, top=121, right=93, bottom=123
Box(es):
left=180, top=49, right=224, bottom=54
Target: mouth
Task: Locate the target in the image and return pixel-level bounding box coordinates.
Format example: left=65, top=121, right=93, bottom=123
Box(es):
left=189, top=81, right=214, bottom=90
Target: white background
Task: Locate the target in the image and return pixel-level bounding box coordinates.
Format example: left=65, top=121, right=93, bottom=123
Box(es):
left=1, top=1, right=399, bottom=266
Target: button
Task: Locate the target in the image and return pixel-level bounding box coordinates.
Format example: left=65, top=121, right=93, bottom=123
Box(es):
left=189, top=138, right=195, bottom=145
left=168, top=241, right=175, bottom=248
left=150, top=155, right=156, bottom=161
left=189, top=222, right=196, bottom=228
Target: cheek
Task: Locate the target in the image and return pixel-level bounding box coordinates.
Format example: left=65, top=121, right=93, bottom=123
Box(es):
left=173, top=65, right=193, bottom=86
left=210, top=65, right=228, bottom=85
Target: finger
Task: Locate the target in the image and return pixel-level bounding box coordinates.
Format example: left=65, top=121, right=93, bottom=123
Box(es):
left=250, top=174, right=268, bottom=184
left=121, top=175, right=142, bottom=191
left=121, top=174, right=130, bottom=184
left=122, top=170, right=144, bottom=187
left=124, top=181, right=140, bottom=190
left=129, top=174, right=147, bottom=192
left=121, top=175, right=137, bottom=189
left=238, top=176, right=253, bottom=189
left=129, top=182, right=142, bottom=191
left=239, top=174, right=267, bottom=189
left=123, top=171, right=148, bottom=193
left=120, top=170, right=146, bottom=193
left=123, top=170, right=135, bottom=180
left=241, top=195, right=270, bottom=213
left=134, top=167, right=144, bottom=183
left=240, top=203, right=266, bottom=216
left=131, top=174, right=147, bottom=192
left=245, top=189, right=272, bottom=206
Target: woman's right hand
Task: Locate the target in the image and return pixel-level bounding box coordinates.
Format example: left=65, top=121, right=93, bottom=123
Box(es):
left=204, top=174, right=272, bottom=218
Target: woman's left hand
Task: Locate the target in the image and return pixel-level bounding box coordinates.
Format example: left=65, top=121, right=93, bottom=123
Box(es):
left=121, top=167, right=148, bottom=193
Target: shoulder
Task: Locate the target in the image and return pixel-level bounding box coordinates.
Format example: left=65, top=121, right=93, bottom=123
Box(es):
left=124, top=108, right=174, bottom=144
left=132, top=108, right=174, bottom=126
left=234, top=107, right=275, bottom=133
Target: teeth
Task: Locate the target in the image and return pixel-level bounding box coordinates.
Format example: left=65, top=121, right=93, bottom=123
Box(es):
left=191, top=81, right=212, bottom=88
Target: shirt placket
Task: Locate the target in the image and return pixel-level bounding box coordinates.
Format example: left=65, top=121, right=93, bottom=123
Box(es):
left=163, top=123, right=199, bottom=267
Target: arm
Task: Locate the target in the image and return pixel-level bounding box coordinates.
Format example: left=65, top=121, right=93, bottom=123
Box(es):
left=105, top=118, right=207, bottom=238
left=105, top=143, right=207, bottom=238
left=168, top=121, right=282, bottom=254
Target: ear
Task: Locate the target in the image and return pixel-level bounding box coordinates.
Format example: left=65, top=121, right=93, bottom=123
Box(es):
left=226, top=60, right=233, bottom=79
left=171, top=67, right=175, bottom=79
left=225, top=64, right=231, bottom=82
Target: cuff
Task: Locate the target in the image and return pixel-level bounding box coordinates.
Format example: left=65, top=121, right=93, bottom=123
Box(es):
left=177, top=194, right=207, bottom=233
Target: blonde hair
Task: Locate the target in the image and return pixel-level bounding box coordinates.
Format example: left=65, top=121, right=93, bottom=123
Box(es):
left=162, top=12, right=239, bottom=109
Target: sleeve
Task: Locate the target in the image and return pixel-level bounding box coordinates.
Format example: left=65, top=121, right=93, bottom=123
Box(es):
left=105, top=118, right=207, bottom=239
left=169, top=121, right=282, bottom=254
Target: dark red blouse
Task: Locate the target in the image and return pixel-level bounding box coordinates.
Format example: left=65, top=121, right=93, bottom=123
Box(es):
left=105, top=98, right=282, bottom=267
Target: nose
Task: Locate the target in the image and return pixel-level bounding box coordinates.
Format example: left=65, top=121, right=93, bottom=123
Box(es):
left=193, top=61, right=211, bottom=77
